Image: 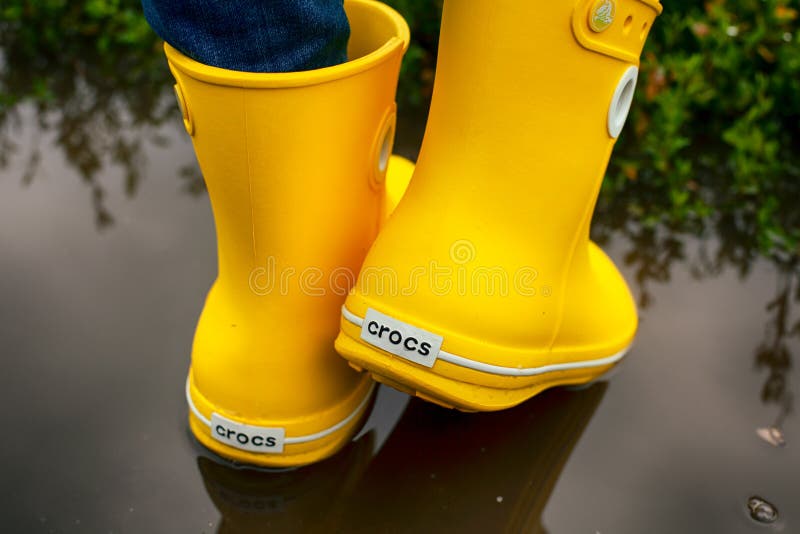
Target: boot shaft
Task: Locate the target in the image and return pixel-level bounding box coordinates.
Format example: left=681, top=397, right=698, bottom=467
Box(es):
left=412, top=0, right=662, bottom=238
left=166, top=0, right=409, bottom=299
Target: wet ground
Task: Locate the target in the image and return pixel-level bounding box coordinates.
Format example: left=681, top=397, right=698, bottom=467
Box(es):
left=1, top=60, right=798, bottom=534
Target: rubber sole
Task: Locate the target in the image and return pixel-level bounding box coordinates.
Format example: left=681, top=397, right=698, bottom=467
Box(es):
left=335, top=312, right=627, bottom=412
left=186, top=370, right=375, bottom=468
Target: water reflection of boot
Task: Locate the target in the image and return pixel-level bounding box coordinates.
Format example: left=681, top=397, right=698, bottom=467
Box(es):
left=339, top=383, right=607, bottom=533
left=197, top=433, right=375, bottom=534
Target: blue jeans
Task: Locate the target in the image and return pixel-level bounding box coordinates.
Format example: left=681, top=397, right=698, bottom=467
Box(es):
left=142, top=0, right=350, bottom=72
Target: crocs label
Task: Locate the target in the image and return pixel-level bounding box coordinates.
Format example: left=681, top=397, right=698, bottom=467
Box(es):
left=210, top=413, right=286, bottom=454
left=361, top=308, right=444, bottom=368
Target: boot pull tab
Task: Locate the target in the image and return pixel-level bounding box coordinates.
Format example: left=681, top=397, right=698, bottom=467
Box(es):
left=572, top=0, right=662, bottom=64
left=370, top=103, right=397, bottom=190
left=173, top=83, right=195, bottom=136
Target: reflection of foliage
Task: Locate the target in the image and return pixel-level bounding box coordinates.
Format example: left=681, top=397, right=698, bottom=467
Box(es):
left=755, top=268, right=797, bottom=426
left=178, top=160, right=206, bottom=196
left=0, top=0, right=178, bottom=228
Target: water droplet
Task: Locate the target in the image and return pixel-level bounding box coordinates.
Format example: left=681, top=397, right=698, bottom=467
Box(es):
left=726, top=25, right=739, bottom=37
left=756, top=426, right=786, bottom=447
left=496, top=496, right=504, bottom=503
left=747, top=496, right=778, bottom=524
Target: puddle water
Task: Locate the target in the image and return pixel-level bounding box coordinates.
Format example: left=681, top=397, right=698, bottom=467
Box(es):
left=1, top=32, right=797, bottom=534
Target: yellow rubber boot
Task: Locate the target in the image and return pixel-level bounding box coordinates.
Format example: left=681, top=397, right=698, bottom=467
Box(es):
left=167, top=0, right=410, bottom=467
left=336, top=0, right=662, bottom=411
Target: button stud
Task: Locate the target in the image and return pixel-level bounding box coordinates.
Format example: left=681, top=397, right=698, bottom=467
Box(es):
left=589, top=0, right=616, bottom=32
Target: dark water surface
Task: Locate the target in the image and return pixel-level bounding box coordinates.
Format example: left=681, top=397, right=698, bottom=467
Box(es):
left=0, top=79, right=797, bottom=533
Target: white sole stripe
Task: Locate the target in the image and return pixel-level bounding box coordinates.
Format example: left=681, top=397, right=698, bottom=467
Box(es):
left=342, top=305, right=629, bottom=377
left=186, top=378, right=374, bottom=445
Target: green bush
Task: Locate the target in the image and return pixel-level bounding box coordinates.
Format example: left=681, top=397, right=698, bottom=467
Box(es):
left=608, top=0, right=800, bottom=267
